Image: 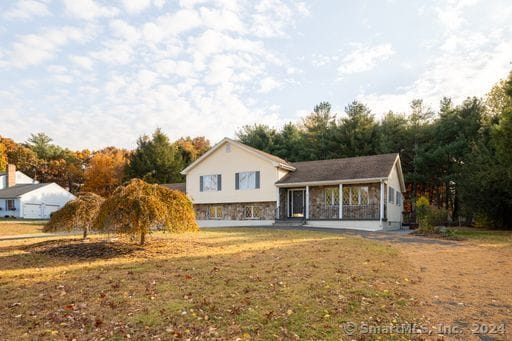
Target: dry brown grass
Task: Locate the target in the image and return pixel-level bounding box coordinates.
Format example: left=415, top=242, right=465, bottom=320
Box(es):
left=0, top=228, right=418, bottom=340
left=0, top=220, right=45, bottom=236
left=1, top=227, right=510, bottom=339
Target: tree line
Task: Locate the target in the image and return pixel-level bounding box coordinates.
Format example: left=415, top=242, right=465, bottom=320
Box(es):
left=0, top=129, right=210, bottom=197
left=236, top=72, right=512, bottom=228
left=1, top=71, right=511, bottom=228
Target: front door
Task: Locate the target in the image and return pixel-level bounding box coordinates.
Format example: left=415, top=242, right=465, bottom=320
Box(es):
left=288, top=189, right=305, bottom=218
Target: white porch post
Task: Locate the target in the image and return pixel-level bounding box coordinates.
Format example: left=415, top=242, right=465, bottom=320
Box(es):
left=305, top=186, right=309, bottom=220
left=380, top=180, right=385, bottom=225
left=339, top=183, right=343, bottom=220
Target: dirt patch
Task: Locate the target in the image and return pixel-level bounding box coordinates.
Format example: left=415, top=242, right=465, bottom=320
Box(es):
left=25, top=237, right=211, bottom=259
left=27, top=239, right=141, bottom=259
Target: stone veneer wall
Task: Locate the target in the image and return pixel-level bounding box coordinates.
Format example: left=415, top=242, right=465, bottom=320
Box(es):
left=277, top=188, right=287, bottom=219
left=309, top=185, right=339, bottom=219
left=195, top=201, right=276, bottom=220
left=309, top=183, right=381, bottom=220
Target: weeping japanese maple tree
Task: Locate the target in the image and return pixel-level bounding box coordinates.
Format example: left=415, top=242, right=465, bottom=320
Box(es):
left=44, top=192, right=105, bottom=239
left=94, top=179, right=198, bottom=245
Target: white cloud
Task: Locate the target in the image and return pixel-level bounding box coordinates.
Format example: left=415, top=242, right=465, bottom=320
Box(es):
left=6, top=26, right=95, bottom=68
left=338, top=43, right=395, bottom=76
left=259, top=77, right=281, bottom=93
left=0, top=0, right=308, bottom=149
left=63, top=0, right=118, bottom=20
left=251, top=0, right=309, bottom=38
left=109, top=19, right=140, bottom=41
left=70, top=55, right=94, bottom=70
left=122, top=0, right=152, bottom=14
left=199, top=7, right=245, bottom=33
left=3, top=0, right=51, bottom=20
left=142, top=9, right=201, bottom=44
left=153, top=0, right=166, bottom=9
left=359, top=1, right=512, bottom=116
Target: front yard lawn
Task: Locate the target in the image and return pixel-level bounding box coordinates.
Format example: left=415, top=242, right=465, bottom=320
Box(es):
left=0, top=227, right=510, bottom=339
left=0, top=228, right=418, bottom=339
left=0, top=220, right=45, bottom=236
left=446, top=226, right=512, bottom=243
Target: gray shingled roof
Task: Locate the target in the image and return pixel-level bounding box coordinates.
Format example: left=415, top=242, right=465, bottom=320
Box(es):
left=276, top=153, right=398, bottom=184
left=162, top=183, right=186, bottom=193
left=0, top=183, right=50, bottom=198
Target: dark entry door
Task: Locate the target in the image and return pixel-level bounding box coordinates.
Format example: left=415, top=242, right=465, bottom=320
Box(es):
left=288, top=190, right=305, bottom=217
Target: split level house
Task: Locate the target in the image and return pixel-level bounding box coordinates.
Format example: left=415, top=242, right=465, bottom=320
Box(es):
left=181, top=138, right=405, bottom=231
left=0, top=164, right=75, bottom=219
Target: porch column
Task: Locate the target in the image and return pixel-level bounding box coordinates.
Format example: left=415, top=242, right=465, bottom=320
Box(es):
left=380, top=180, right=385, bottom=223
left=339, top=183, right=343, bottom=220
left=305, top=186, right=309, bottom=219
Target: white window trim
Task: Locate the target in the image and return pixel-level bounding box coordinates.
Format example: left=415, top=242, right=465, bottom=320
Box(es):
left=343, top=186, right=369, bottom=206
left=6, top=199, right=15, bottom=211
left=325, top=187, right=339, bottom=206
left=209, top=206, right=223, bottom=219
left=238, top=171, right=257, bottom=190
left=203, top=174, right=219, bottom=192
left=244, top=205, right=261, bottom=219
left=388, top=187, right=395, bottom=204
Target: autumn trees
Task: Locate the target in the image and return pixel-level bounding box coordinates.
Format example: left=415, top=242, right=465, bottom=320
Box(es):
left=83, top=148, right=128, bottom=197
left=94, top=179, right=198, bottom=245
left=45, top=193, right=105, bottom=239
left=0, top=130, right=210, bottom=197
left=45, top=180, right=198, bottom=244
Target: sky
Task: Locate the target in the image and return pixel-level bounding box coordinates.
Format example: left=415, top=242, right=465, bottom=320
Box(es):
left=0, top=0, right=511, bottom=150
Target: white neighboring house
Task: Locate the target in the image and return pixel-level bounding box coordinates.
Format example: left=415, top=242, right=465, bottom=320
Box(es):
left=181, top=138, right=406, bottom=231
left=0, top=164, right=76, bottom=219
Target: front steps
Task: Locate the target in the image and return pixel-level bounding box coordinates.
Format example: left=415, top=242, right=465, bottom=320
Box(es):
left=273, top=219, right=306, bottom=227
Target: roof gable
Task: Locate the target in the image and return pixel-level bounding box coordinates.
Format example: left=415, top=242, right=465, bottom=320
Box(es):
left=276, top=153, right=400, bottom=185
left=0, top=183, right=52, bottom=198
left=181, top=138, right=294, bottom=174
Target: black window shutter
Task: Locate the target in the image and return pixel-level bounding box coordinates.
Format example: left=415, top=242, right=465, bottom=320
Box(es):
left=217, top=174, right=222, bottom=191
left=199, top=176, right=203, bottom=192
left=255, top=171, right=260, bottom=189
left=235, top=173, right=239, bottom=190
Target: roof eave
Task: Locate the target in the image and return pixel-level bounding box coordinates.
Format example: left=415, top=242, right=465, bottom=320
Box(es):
left=273, top=162, right=296, bottom=171
left=275, top=177, right=388, bottom=187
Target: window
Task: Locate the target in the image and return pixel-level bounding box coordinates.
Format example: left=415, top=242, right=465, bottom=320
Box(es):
left=244, top=206, right=262, bottom=219
left=388, top=187, right=395, bottom=204
left=236, top=171, right=260, bottom=190
left=325, top=187, right=339, bottom=206
left=396, top=192, right=402, bottom=206
left=342, top=186, right=369, bottom=205
left=6, top=200, right=15, bottom=211
left=360, top=186, right=369, bottom=205
left=201, top=174, right=221, bottom=192
left=209, top=206, right=223, bottom=219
